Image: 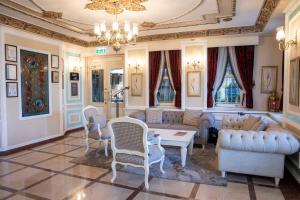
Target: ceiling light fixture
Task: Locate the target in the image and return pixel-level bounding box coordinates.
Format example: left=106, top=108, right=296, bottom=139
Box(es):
left=276, top=26, right=297, bottom=51
left=86, top=0, right=147, bottom=52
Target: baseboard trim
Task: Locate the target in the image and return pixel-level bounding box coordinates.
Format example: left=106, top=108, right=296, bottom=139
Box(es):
left=0, top=127, right=84, bottom=156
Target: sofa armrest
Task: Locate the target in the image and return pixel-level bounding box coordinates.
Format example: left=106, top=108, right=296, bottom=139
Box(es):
left=128, top=111, right=146, bottom=122
left=195, top=113, right=215, bottom=145
left=199, top=113, right=215, bottom=128
left=218, top=129, right=300, bottom=155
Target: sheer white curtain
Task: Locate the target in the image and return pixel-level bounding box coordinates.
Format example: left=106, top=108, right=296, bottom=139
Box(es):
left=154, top=51, right=165, bottom=106
left=212, top=47, right=228, bottom=105
left=165, top=51, right=176, bottom=95
left=228, top=46, right=246, bottom=106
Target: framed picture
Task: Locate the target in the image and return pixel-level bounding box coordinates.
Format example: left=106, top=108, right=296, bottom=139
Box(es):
left=187, top=71, right=201, bottom=97
left=261, top=66, right=278, bottom=94
left=51, top=71, right=59, bottom=83
left=5, top=63, right=17, bottom=80
left=20, top=49, right=49, bottom=117
left=289, top=58, right=300, bottom=106
left=5, top=44, right=17, bottom=62
left=6, top=82, right=18, bottom=97
left=71, top=82, right=78, bottom=97
left=70, top=72, right=79, bottom=81
left=131, top=73, right=143, bottom=96
left=51, top=55, right=59, bottom=69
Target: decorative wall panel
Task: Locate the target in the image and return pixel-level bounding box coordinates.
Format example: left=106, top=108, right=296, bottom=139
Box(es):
left=20, top=49, right=49, bottom=117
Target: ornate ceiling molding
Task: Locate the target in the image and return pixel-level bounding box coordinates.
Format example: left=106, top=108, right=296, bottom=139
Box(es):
left=0, top=14, right=89, bottom=46
left=0, top=0, right=280, bottom=47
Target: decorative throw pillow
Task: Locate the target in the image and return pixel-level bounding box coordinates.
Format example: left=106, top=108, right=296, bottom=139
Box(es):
left=146, top=109, right=163, bottom=124
left=250, top=119, right=268, bottom=131
left=183, top=109, right=203, bottom=126
left=241, top=115, right=261, bottom=131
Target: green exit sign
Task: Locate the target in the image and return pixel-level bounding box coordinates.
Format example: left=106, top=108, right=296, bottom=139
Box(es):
left=96, top=47, right=108, bottom=55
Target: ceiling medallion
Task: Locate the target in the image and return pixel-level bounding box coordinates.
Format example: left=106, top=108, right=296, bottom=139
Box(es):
left=85, top=0, right=147, bottom=15
left=90, top=1, right=144, bottom=52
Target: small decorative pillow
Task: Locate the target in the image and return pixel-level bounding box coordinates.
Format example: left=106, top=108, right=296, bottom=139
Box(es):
left=183, top=109, right=203, bottom=126
left=242, top=115, right=261, bottom=131
left=146, top=109, right=163, bottom=124
left=250, top=119, right=268, bottom=131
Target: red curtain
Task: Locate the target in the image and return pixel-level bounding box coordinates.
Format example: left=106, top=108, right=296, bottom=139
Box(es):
left=149, top=51, right=161, bottom=107
left=207, top=48, right=219, bottom=107
left=168, top=50, right=182, bottom=108
left=235, top=45, right=255, bottom=108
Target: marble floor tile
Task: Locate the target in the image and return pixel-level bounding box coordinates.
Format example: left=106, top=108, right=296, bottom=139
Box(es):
left=10, top=152, right=56, bottom=165
left=64, top=147, right=93, bottom=158
left=101, top=171, right=145, bottom=188
left=195, top=182, right=250, bottom=200
left=6, top=195, right=34, bottom=200
left=0, top=161, right=25, bottom=176
left=148, top=178, right=195, bottom=197
left=0, top=167, right=53, bottom=190
left=133, top=192, right=179, bottom=200
left=64, top=165, right=108, bottom=179
left=255, top=185, right=285, bottom=200
left=0, top=189, right=12, bottom=199
left=55, top=137, right=78, bottom=144
left=68, top=131, right=85, bottom=138
left=38, top=144, right=79, bottom=154
left=31, top=142, right=58, bottom=150
left=63, top=138, right=87, bottom=146
left=70, top=182, right=133, bottom=200
left=25, top=174, right=89, bottom=199
left=0, top=150, right=32, bottom=160
left=34, top=156, right=75, bottom=171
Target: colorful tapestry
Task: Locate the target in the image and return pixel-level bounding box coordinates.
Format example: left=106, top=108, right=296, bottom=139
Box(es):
left=20, top=49, right=49, bottom=117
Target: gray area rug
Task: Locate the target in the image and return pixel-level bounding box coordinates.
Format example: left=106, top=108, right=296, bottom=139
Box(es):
left=70, top=146, right=227, bottom=186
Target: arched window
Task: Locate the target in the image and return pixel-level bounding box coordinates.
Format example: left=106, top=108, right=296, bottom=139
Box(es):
left=215, top=62, right=241, bottom=106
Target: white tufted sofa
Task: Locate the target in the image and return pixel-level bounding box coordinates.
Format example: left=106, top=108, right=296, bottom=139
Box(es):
left=217, top=115, right=299, bottom=186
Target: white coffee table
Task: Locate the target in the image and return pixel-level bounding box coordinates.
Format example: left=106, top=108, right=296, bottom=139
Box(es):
left=149, top=128, right=196, bottom=167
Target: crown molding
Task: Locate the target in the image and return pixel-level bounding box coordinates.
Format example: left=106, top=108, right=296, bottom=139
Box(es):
left=0, top=0, right=280, bottom=47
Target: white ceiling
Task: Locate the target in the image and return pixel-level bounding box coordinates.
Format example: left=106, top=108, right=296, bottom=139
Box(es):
left=0, top=0, right=288, bottom=43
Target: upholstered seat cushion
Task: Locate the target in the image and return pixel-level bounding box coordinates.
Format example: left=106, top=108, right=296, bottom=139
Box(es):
left=183, top=109, right=202, bottom=126
left=88, top=127, right=111, bottom=140
left=147, top=123, right=170, bottom=129
left=115, top=145, right=164, bottom=165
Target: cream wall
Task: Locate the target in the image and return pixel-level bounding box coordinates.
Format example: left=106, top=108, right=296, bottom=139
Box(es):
left=0, top=27, right=63, bottom=150
left=253, top=36, right=283, bottom=111
left=124, top=35, right=282, bottom=112
left=284, top=1, right=300, bottom=133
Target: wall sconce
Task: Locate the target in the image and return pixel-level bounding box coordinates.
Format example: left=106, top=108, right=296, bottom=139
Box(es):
left=129, top=60, right=141, bottom=73
left=276, top=26, right=297, bottom=51
left=187, top=59, right=201, bottom=71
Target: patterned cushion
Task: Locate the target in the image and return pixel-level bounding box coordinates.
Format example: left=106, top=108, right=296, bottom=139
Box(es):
left=115, top=145, right=164, bottom=165
left=242, top=115, right=261, bottom=131
left=250, top=119, right=268, bottom=131
left=183, top=109, right=203, bottom=126
left=146, top=109, right=163, bottom=124
left=162, top=111, right=184, bottom=124
left=147, top=123, right=170, bottom=129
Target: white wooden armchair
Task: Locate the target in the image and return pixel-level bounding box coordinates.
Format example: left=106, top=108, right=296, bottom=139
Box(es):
left=108, top=117, right=165, bottom=190
left=82, top=105, right=110, bottom=156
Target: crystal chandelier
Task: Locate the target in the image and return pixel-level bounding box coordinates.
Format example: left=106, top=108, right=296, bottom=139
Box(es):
left=87, top=0, right=147, bottom=52
left=94, top=15, right=138, bottom=52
